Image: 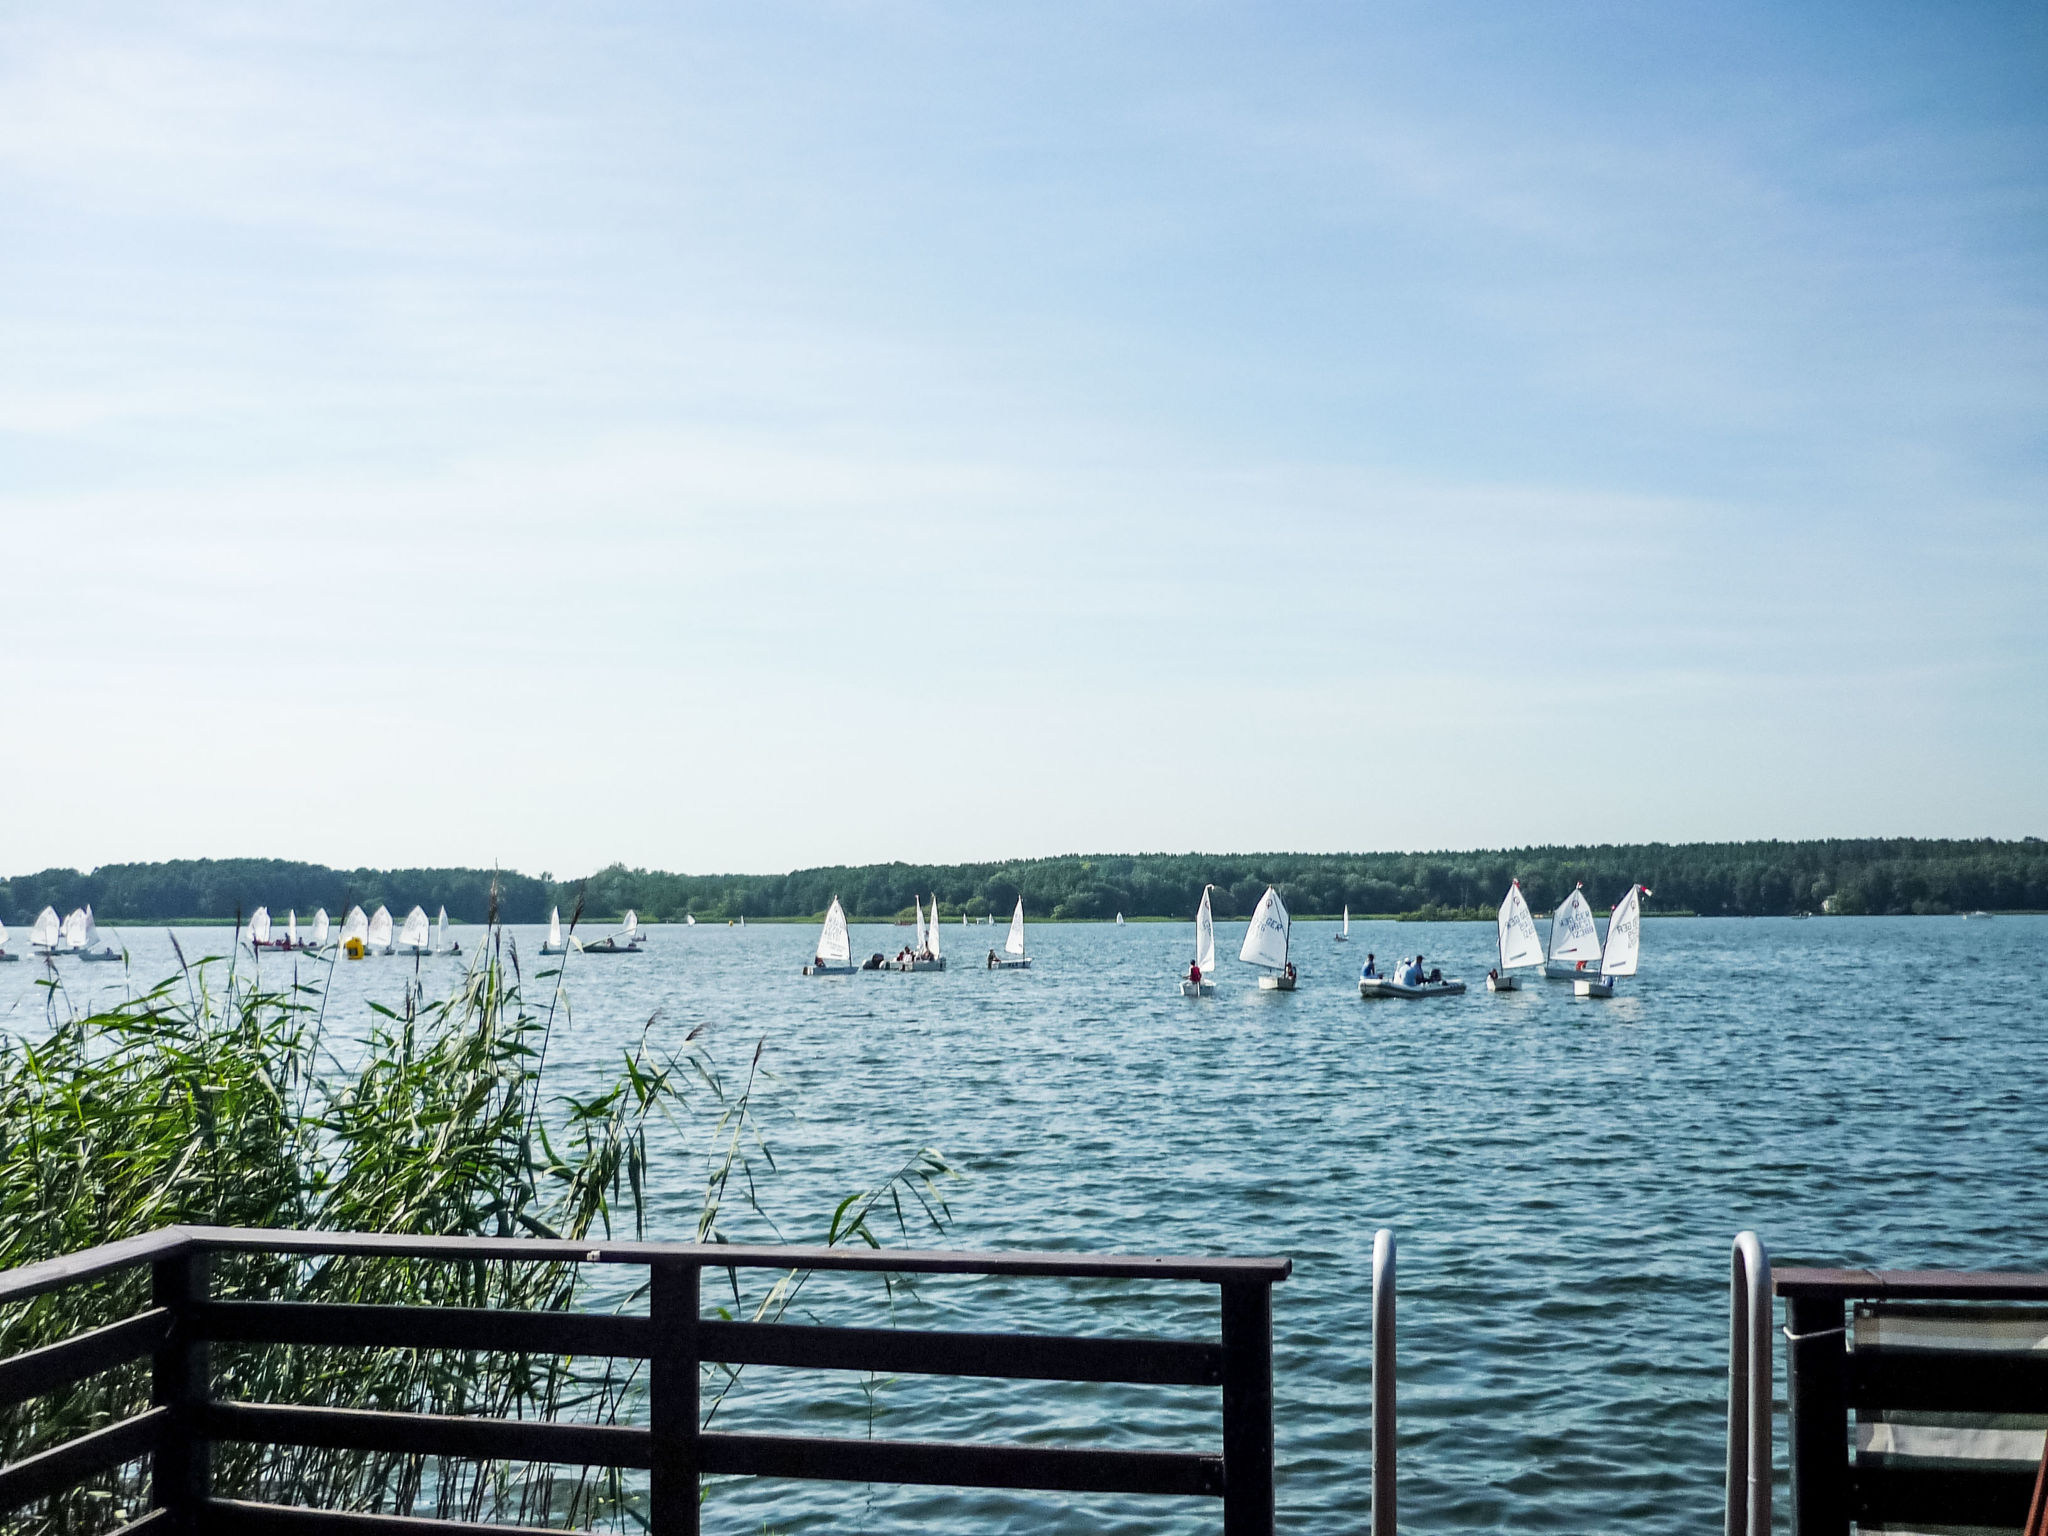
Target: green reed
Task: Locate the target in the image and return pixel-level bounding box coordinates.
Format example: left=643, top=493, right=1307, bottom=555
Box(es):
left=0, top=930, right=952, bottom=1532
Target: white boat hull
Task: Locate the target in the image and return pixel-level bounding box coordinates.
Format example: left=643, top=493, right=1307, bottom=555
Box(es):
left=895, top=957, right=946, bottom=972
left=1257, top=973, right=1296, bottom=991
left=988, top=957, right=1032, bottom=970
left=1179, top=979, right=1215, bottom=997
left=1486, top=973, right=1521, bottom=992
left=1360, top=977, right=1467, bottom=999
left=1574, top=978, right=1615, bottom=998
left=78, top=948, right=123, bottom=963
left=803, top=963, right=859, bottom=976
left=1543, top=960, right=1596, bottom=982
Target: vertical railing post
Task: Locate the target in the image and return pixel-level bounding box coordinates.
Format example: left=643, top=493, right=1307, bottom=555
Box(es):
left=1787, top=1292, right=1847, bottom=1536
left=1372, top=1229, right=1396, bottom=1536
left=1221, top=1279, right=1275, bottom=1536
left=150, top=1247, right=209, bottom=1534
left=1727, top=1233, right=1772, bottom=1536
left=650, top=1261, right=700, bottom=1536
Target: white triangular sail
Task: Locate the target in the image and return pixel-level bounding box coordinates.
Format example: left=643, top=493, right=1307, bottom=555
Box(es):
left=1195, top=887, right=1217, bottom=973
left=624, top=910, right=639, bottom=938
left=61, top=908, right=88, bottom=949
left=1005, top=899, right=1026, bottom=957
left=1600, top=885, right=1646, bottom=979
left=1548, top=887, right=1601, bottom=964
left=367, top=905, right=393, bottom=951
left=817, top=898, right=851, bottom=966
left=249, top=907, right=272, bottom=945
left=31, top=907, right=60, bottom=949
left=311, top=910, right=329, bottom=947
left=436, top=907, right=447, bottom=950
left=913, top=897, right=926, bottom=954
left=1497, top=882, right=1544, bottom=970
left=926, top=896, right=941, bottom=959
left=1239, top=887, right=1290, bottom=970
left=1342, top=905, right=1350, bottom=938
left=685, top=914, right=696, bottom=925
left=0, top=920, right=8, bottom=950
left=81, top=907, right=103, bottom=948
left=397, top=906, right=429, bottom=951
left=287, top=911, right=298, bottom=947
left=340, top=906, right=368, bottom=947
left=546, top=907, right=563, bottom=948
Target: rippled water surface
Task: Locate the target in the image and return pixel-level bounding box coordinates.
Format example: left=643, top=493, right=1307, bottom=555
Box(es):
left=9, top=913, right=2046, bottom=1533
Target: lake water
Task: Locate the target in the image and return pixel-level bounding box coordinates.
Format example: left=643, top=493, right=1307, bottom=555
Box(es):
left=7, top=913, right=2046, bottom=1533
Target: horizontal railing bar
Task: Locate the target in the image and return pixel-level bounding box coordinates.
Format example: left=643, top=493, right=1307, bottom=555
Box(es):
left=700, top=1430, right=1224, bottom=1496
left=0, top=1229, right=191, bottom=1308
left=194, top=1301, right=1220, bottom=1386
left=1849, top=1349, right=2048, bottom=1413
left=1851, top=1463, right=2039, bottom=1527
left=0, top=1406, right=167, bottom=1513
left=1775, top=1267, right=2048, bottom=1300
left=197, top=1302, right=648, bottom=1360
left=108, top=1509, right=170, bottom=1536
left=207, top=1499, right=552, bottom=1534
left=177, top=1226, right=1291, bottom=1283
left=0, top=1308, right=170, bottom=1408
left=203, top=1401, right=651, bottom=1469
left=702, top=1318, right=1224, bottom=1385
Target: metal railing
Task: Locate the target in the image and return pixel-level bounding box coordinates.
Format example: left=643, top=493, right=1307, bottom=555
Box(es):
left=0, top=1225, right=1305, bottom=1535
left=1726, top=1233, right=2048, bottom=1536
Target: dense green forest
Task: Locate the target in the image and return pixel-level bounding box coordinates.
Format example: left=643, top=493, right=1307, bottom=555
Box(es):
left=5, top=840, right=2043, bottom=926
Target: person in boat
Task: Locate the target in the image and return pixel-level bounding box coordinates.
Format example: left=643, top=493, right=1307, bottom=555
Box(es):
left=1188, top=960, right=1202, bottom=986
left=1403, top=955, right=1425, bottom=986
left=988, top=948, right=997, bottom=968
left=1283, top=961, right=1296, bottom=984
left=1361, top=953, right=1378, bottom=978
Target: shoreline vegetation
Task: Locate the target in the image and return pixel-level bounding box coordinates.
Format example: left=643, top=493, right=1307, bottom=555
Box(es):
left=0, top=933, right=952, bottom=1533
left=5, top=839, right=2043, bottom=930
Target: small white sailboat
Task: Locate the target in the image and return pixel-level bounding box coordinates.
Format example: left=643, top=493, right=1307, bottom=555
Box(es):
left=339, top=905, right=370, bottom=958
left=989, top=899, right=1032, bottom=969
left=30, top=907, right=61, bottom=956
left=394, top=906, right=431, bottom=956
left=539, top=907, right=573, bottom=955
left=583, top=908, right=648, bottom=955
left=435, top=906, right=460, bottom=955
left=77, top=907, right=121, bottom=962
left=896, top=895, right=945, bottom=971
left=1487, top=881, right=1544, bottom=991
left=248, top=907, right=273, bottom=949
left=310, top=909, right=330, bottom=950
left=685, top=913, right=697, bottom=926
left=1576, top=885, right=1650, bottom=998
left=366, top=905, right=394, bottom=956
left=59, top=907, right=90, bottom=954
left=1542, top=885, right=1603, bottom=981
left=1336, top=905, right=1350, bottom=942
left=0, top=918, right=14, bottom=962
left=1180, top=886, right=1217, bottom=996
left=804, top=897, right=858, bottom=975
left=623, top=910, right=642, bottom=947
left=1115, top=912, right=1125, bottom=926
left=285, top=911, right=299, bottom=950
left=1240, top=886, right=1296, bottom=990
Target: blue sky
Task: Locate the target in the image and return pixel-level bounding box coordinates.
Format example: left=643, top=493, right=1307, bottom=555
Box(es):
left=2, top=2, right=2042, bottom=876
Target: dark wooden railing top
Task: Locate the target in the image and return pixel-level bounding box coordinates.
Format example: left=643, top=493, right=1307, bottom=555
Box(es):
left=0, top=1225, right=1295, bottom=1536
left=1775, top=1266, right=2048, bottom=1301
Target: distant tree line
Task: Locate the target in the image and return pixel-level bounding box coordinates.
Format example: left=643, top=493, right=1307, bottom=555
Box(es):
left=9, top=840, right=2041, bottom=927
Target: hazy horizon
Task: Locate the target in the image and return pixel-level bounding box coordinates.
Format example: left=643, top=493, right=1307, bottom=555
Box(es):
left=4, top=3, right=2042, bottom=875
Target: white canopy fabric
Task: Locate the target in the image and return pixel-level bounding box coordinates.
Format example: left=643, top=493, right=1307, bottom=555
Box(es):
left=1239, top=887, right=1290, bottom=970
left=1498, top=882, right=1544, bottom=970
left=1548, top=887, right=1602, bottom=963
left=1601, top=885, right=1646, bottom=979
left=817, top=898, right=851, bottom=965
